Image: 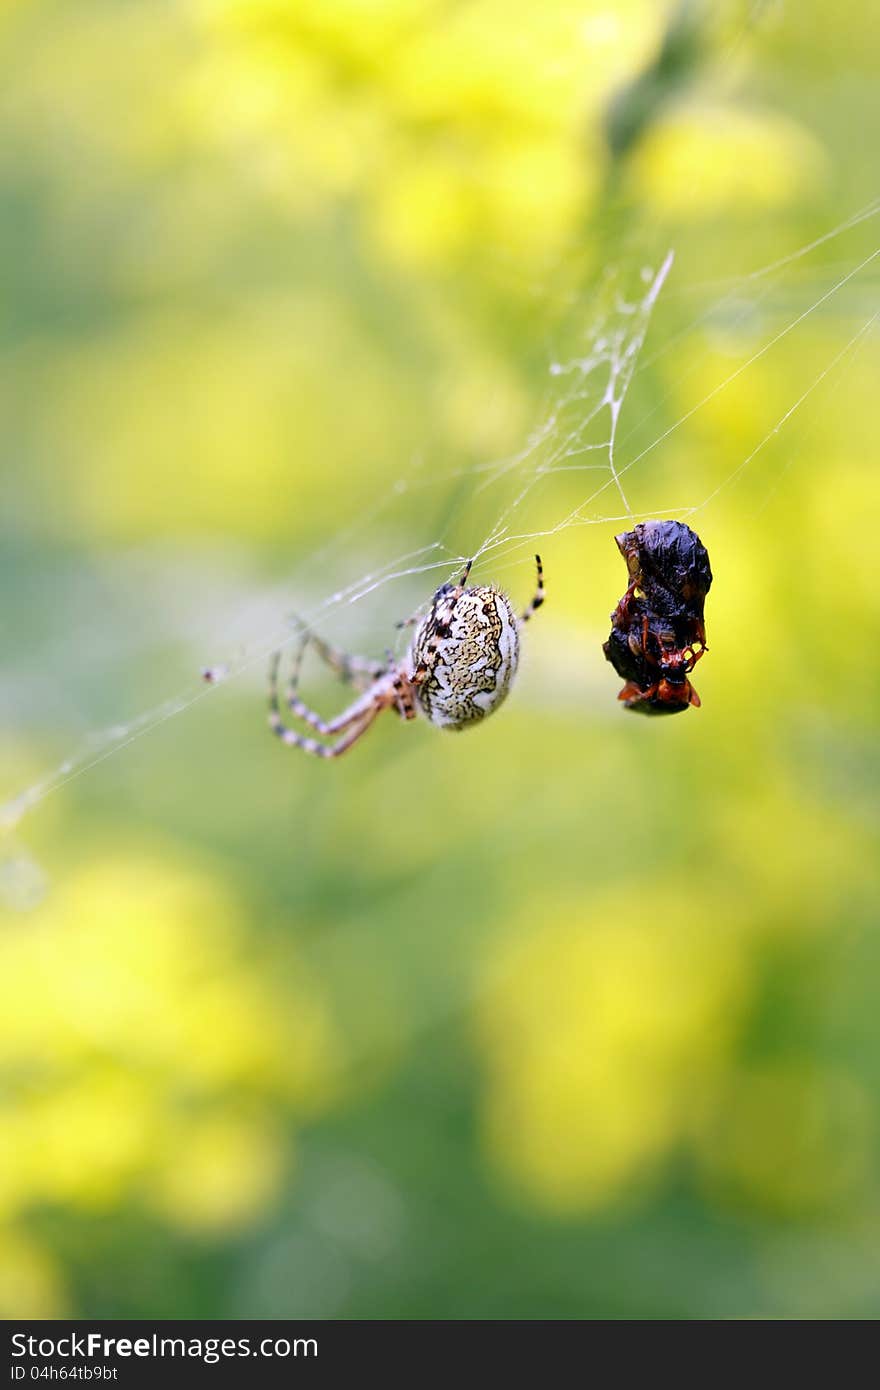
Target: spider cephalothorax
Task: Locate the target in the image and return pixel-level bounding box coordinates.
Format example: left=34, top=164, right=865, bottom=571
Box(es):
left=268, top=556, right=544, bottom=758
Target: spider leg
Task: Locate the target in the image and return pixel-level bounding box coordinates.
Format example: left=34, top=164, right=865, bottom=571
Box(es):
left=281, top=655, right=394, bottom=736
left=310, top=632, right=387, bottom=690
left=269, top=703, right=381, bottom=758
left=287, top=617, right=386, bottom=692
left=268, top=651, right=393, bottom=745
left=456, top=556, right=474, bottom=590
left=519, top=554, right=544, bottom=625
left=392, top=671, right=418, bottom=720
left=285, top=684, right=385, bottom=736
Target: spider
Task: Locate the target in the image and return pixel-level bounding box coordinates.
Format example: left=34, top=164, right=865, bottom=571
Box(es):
left=268, top=555, right=544, bottom=758
left=604, top=520, right=712, bottom=715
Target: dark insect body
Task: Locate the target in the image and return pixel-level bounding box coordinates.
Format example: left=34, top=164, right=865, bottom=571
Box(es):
left=604, top=519, right=712, bottom=716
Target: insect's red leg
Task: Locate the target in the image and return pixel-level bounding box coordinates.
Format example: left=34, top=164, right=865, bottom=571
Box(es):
left=618, top=680, right=654, bottom=704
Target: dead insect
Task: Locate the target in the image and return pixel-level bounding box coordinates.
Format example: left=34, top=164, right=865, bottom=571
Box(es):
left=604, top=519, right=712, bottom=715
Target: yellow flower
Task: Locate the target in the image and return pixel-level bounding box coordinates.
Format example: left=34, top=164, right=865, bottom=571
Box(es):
left=476, top=894, right=748, bottom=1211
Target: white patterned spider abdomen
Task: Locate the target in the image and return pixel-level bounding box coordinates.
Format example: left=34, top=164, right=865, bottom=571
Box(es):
left=409, top=583, right=521, bottom=730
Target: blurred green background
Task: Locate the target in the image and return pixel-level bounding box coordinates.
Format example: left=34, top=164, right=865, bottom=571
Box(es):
left=2, top=0, right=880, bottom=1319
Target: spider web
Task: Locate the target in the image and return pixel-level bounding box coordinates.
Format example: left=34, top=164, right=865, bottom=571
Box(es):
left=2, top=195, right=880, bottom=906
